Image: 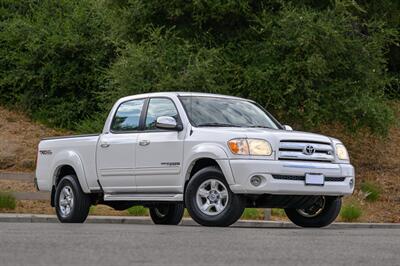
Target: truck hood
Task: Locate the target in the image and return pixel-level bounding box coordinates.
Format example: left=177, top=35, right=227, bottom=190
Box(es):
left=194, top=127, right=333, bottom=145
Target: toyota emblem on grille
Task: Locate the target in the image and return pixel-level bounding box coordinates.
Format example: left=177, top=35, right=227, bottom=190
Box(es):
left=303, top=145, right=315, bottom=155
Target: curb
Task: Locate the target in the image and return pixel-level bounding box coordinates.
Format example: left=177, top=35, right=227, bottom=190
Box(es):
left=10, top=192, right=50, bottom=200
left=0, top=172, right=34, bottom=181
left=0, top=214, right=399, bottom=229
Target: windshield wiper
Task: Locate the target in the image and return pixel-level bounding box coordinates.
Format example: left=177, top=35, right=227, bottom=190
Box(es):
left=247, top=125, right=273, bottom=129
left=196, top=123, right=243, bottom=127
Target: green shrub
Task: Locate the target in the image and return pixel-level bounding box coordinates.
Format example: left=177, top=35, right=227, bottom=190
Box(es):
left=104, top=2, right=396, bottom=135
left=0, top=193, right=16, bottom=210
left=271, top=208, right=286, bottom=217
left=0, top=0, right=117, bottom=129
left=127, top=206, right=148, bottom=216
left=340, top=202, right=362, bottom=222
left=183, top=209, right=190, bottom=218
left=89, top=206, right=96, bottom=215
left=241, top=208, right=263, bottom=220
left=361, top=181, right=381, bottom=202
left=0, top=0, right=398, bottom=134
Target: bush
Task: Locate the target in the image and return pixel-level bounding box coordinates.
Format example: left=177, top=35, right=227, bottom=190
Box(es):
left=89, top=206, right=96, bottom=215
left=0, top=193, right=16, bottom=210
left=361, top=181, right=381, bottom=202
left=241, top=208, right=263, bottom=220
left=0, top=0, right=398, bottom=134
left=271, top=208, right=286, bottom=217
left=340, top=202, right=362, bottom=222
left=0, top=0, right=116, bottom=129
left=127, top=206, right=148, bottom=216
left=104, top=29, right=227, bottom=105
left=104, top=2, right=396, bottom=135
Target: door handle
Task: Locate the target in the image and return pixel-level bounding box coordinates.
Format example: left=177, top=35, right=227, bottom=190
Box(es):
left=100, top=143, right=110, bottom=148
left=139, top=140, right=150, bottom=146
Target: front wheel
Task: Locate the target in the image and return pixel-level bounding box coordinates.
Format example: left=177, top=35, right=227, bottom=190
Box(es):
left=149, top=203, right=184, bottom=225
left=285, top=196, right=342, bottom=228
left=185, top=166, right=245, bottom=227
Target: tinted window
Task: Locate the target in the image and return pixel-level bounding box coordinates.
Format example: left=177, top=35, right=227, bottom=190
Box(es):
left=111, top=99, right=145, bottom=132
left=180, top=96, right=279, bottom=129
left=145, top=98, right=178, bottom=130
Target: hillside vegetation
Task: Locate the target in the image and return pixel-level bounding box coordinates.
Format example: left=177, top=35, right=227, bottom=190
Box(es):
left=0, top=0, right=399, bottom=134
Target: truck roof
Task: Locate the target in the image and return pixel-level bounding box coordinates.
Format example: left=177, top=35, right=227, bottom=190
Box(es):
left=118, top=92, right=251, bottom=102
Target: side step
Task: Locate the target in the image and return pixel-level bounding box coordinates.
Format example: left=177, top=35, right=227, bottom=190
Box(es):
left=104, top=193, right=183, bottom=202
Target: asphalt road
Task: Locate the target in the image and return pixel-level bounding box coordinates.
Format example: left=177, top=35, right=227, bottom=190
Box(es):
left=0, top=223, right=399, bottom=266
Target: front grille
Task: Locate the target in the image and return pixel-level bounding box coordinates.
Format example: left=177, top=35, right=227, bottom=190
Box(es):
left=278, top=140, right=334, bottom=162
left=272, top=175, right=345, bottom=182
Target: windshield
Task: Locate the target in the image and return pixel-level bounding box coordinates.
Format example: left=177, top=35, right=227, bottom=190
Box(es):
left=179, top=96, right=280, bottom=129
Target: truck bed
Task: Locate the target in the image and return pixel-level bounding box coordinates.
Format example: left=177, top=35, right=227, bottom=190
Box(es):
left=36, top=134, right=101, bottom=192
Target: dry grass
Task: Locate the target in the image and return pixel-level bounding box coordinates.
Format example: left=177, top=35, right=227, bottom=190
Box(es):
left=315, top=102, right=400, bottom=223
left=0, top=106, right=68, bottom=172
left=0, top=180, right=37, bottom=192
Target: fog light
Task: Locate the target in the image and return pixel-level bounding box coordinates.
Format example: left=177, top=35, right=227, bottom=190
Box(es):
left=250, top=175, right=262, bottom=187
left=349, top=178, right=354, bottom=189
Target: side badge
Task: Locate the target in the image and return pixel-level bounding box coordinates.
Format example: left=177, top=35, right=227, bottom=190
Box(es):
left=39, top=150, right=53, bottom=155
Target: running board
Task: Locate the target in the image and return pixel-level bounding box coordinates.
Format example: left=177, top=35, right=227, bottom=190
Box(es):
left=103, top=193, right=183, bottom=202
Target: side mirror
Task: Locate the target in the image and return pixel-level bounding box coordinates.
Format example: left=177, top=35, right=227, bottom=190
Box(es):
left=156, top=116, right=182, bottom=131
left=283, top=125, right=293, bottom=131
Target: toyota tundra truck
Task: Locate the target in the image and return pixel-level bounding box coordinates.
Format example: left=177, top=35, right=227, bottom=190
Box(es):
left=35, top=92, right=355, bottom=227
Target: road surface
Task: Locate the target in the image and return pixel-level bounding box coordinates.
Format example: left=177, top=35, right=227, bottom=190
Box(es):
left=0, top=222, right=399, bottom=265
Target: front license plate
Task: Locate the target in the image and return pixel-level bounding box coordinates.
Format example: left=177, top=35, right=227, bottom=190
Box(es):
left=305, top=173, right=325, bottom=186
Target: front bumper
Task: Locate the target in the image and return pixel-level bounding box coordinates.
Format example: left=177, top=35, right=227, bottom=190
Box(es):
left=228, top=160, right=355, bottom=196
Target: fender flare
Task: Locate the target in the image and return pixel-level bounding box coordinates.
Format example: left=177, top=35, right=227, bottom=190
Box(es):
left=50, top=150, right=90, bottom=193
left=184, top=143, right=236, bottom=185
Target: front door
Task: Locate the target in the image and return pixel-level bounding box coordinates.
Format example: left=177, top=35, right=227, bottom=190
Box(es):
left=96, top=98, right=145, bottom=193
left=135, top=97, right=185, bottom=193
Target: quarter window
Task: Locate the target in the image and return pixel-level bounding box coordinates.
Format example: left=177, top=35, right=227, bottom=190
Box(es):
left=111, top=99, right=145, bottom=132
left=145, top=98, right=179, bottom=130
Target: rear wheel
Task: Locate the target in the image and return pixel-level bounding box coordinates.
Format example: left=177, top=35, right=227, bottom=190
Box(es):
left=185, top=166, right=245, bottom=227
left=55, top=175, right=91, bottom=223
left=149, top=203, right=184, bottom=225
left=284, top=196, right=341, bottom=228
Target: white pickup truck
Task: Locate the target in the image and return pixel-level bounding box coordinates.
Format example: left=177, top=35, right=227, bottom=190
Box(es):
left=36, top=92, right=355, bottom=227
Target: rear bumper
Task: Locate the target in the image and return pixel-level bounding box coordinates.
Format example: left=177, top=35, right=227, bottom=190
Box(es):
left=228, top=160, right=355, bottom=196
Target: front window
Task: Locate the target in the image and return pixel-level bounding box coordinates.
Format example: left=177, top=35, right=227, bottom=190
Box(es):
left=179, top=96, right=280, bottom=129
left=145, top=98, right=179, bottom=130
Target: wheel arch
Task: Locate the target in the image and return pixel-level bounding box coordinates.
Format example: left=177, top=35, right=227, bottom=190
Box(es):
left=184, top=145, right=236, bottom=187
left=50, top=151, right=90, bottom=206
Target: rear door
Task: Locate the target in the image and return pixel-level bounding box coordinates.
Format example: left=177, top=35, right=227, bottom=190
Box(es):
left=135, top=97, right=185, bottom=193
left=96, top=98, right=145, bottom=193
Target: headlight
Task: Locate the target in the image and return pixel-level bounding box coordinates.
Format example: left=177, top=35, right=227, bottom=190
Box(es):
left=335, top=144, right=349, bottom=160
left=228, top=138, right=272, bottom=156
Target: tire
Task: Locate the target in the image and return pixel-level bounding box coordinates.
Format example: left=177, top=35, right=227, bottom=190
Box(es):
left=284, top=196, right=342, bottom=228
left=55, top=175, right=91, bottom=223
left=185, top=166, right=245, bottom=227
left=149, top=203, right=185, bottom=225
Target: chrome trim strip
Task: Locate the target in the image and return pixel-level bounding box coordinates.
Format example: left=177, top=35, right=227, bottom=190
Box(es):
left=279, top=151, right=334, bottom=161
left=280, top=142, right=333, bottom=151
left=282, top=163, right=340, bottom=169
left=104, top=193, right=183, bottom=201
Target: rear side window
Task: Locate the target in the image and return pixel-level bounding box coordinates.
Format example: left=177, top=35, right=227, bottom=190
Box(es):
left=111, top=99, right=145, bottom=132
left=145, top=98, right=178, bottom=130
